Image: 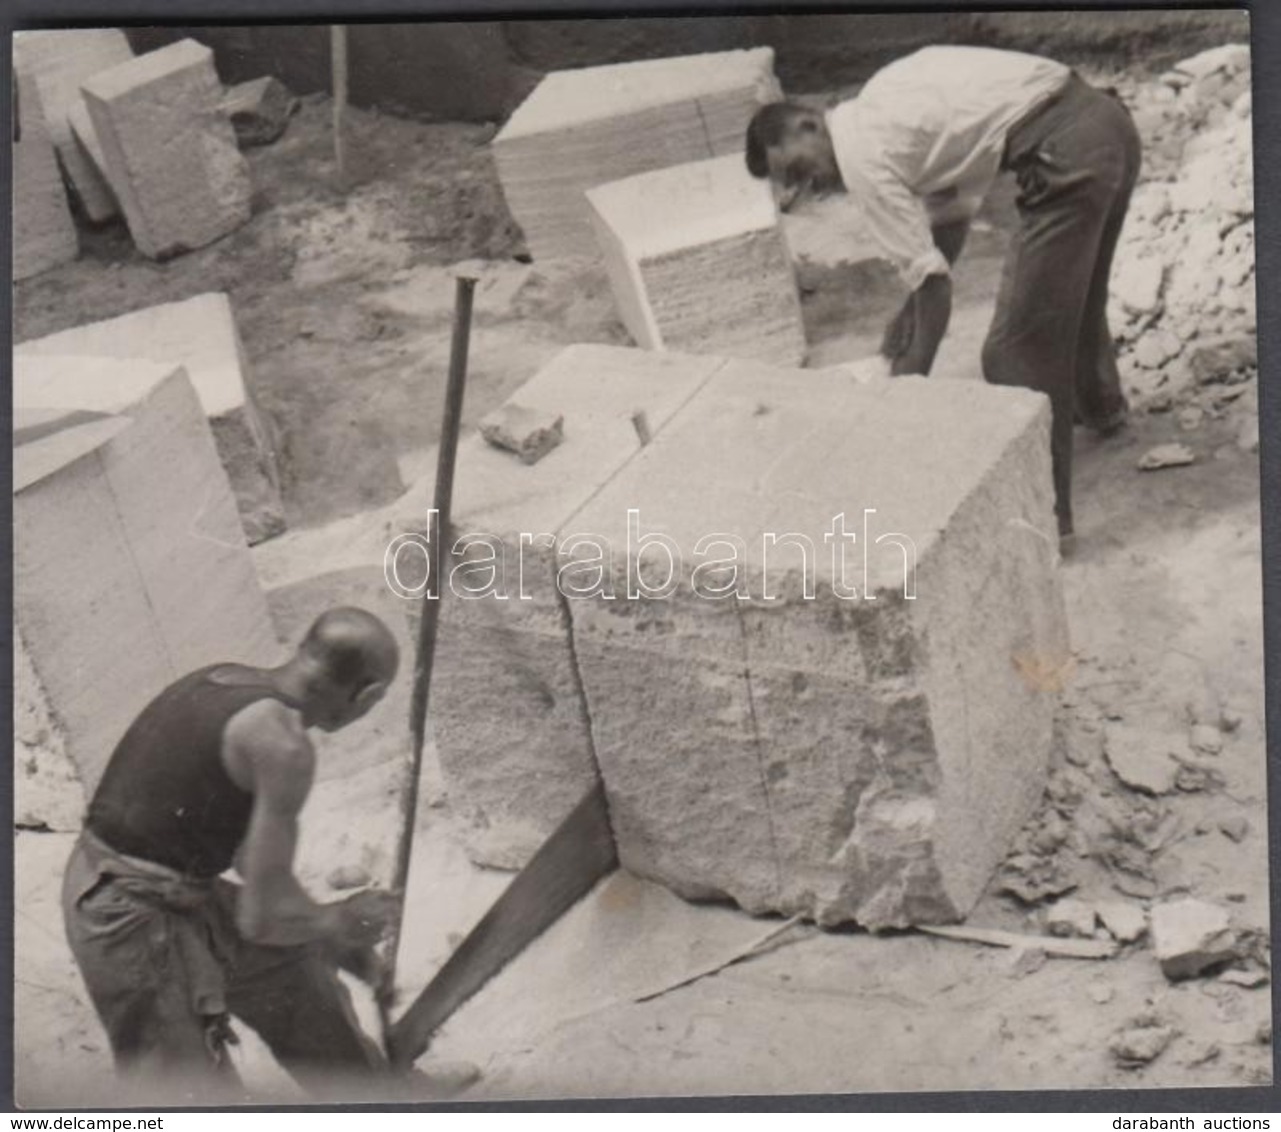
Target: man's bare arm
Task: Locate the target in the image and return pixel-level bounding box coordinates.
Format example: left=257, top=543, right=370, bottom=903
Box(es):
left=892, top=274, right=952, bottom=376
left=881, top=218, right=971, bottom=369
left=225, top=700, right=396, bottom=949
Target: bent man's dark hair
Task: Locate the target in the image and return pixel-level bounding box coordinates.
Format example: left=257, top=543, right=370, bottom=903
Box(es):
left=744, top=101, right=811, bottom=178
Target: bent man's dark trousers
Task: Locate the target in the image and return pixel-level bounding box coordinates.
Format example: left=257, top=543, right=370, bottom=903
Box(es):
left=983, top=75, right=1141, bottom=537
left=63, top=833, right=385, bottom=1101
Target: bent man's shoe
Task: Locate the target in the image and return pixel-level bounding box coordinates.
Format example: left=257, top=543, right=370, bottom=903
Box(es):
left=1079, top=400, right=1131, bottom=437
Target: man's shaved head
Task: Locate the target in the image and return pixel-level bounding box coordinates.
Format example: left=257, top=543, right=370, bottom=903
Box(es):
left=299, top=607, right=399, bottom=693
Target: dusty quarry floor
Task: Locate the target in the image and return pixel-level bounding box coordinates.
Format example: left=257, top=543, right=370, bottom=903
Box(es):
left=12, top=45, right=1271, bottom=1106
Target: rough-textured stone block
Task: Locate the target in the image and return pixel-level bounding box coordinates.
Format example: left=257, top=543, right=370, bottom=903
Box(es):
left=81, top=39, right=252, bottom=258
left=588, top=154, right=805, bottom=364
left=14, top=29, right=133, bottom=222
left=492, top=49, right=781, bottom=260
left=14, top=359, right=278, bottom=796
left=564, top=355, right=1067, bottom=928
left=412, top=345, right=1064, bottom=927
left=15, top=293, right=285, bottom=544
left=218, top=76, right=300, bottom=147
left=12, top=72, right=79, bottom=281
left=419, top=346, right=728, bottom=867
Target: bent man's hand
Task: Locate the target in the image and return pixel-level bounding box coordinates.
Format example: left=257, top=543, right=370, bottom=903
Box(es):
left=326, top=888, right=400, bottom=951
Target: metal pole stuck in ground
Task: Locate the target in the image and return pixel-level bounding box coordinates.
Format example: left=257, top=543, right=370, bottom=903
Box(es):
left=379, top=273, right=478, bottom=1048
left=330, top=25, right=349, bottom=185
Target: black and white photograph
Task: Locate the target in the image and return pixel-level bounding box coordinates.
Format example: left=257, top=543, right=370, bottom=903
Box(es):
left=9, top=6, right=1272, bottom=1109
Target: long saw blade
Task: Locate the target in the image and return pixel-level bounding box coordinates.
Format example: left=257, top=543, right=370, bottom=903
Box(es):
left=386, top=780, right=617, bottom=1069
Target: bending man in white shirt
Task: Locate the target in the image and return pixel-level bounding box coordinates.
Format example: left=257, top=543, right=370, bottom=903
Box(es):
left=745, top=45, right=1141, bottom=550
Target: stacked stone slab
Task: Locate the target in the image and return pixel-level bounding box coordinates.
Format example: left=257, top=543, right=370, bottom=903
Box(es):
left=420, top=345, right=728, bottom=867
left=14, top=359, right=280, bottom=797
left=81, top=38, right=252, bottom=258
left=67, top=100, right=117, bottom=202
left=492, top=48, right=782, bottom=261
left=427, top=344, right=1068, bottom=929
left=588, top=154, right=805, bottom=365
left=13, top=71, right=79, bottom=281
left=15, top=293, right=285, bottom=544
left=13, top=29, right=133, bottom=222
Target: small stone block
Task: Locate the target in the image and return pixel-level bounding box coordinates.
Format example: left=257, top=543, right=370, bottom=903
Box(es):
left=478, top=403, right=565, bottom=465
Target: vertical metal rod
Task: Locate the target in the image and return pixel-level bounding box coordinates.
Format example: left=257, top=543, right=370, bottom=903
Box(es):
left=330, top=25, right=349, bottom=184
left=380, top=275, right=477, bottom=1042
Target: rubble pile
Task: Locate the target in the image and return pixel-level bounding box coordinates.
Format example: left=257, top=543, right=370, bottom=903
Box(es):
left=1106, top=45, right=1256, bottom=430
left=994, top=650, right=1269, bottom=1024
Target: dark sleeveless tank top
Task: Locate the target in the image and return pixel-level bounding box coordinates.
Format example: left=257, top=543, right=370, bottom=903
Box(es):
left=87, top=664, right=303, bottom=878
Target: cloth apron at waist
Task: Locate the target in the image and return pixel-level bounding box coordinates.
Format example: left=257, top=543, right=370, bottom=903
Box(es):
left=69, top=829, right=234, bottom=1017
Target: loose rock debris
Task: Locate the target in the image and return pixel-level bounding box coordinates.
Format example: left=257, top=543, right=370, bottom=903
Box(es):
left=1217, top=815, right=1249, bottom=843
left=1045, top=898, right=1099, bottom=939
left=1109, top=45, right=1256, bottom=418
left=1103, top=725, right=1181, bottom=794
left=1150, top=898, right=1240, bottom=980
left=1137, top=444, right=1197, bottom=472
left=219, top=76, right=300, bottom=148
left=1095, top=901, right=1148, bottom=945
left=1189, top=723, right=1224, bottom=755
left=1109, top=1015, right=1177, bottom=1068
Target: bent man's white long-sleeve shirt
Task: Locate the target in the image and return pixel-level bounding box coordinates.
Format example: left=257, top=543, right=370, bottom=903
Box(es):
left=826, top=46, right=1071, bottom=291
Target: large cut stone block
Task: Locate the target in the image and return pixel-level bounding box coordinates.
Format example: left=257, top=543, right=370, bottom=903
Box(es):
left=14, top=360, right=279, bottom=797
left=492, top=48, right=781, bottom=261
left=81, top=39, right=252, bottom=258
left=13, top=29, right=133, bottom=222
left=563, top=355, right=1067, bottom=928
left=588, top=154, right=806, bottom=365
left=12, top=72, right=79, bottom=281
left=411, top=345, right=1065, bottom=927
left=417, top=345, right=729, bottom=867
left=15, top=293, right=285, bottom=544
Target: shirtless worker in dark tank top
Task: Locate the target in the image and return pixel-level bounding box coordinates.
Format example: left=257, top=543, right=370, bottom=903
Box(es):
left=62, top=607, right=403, bottom=1101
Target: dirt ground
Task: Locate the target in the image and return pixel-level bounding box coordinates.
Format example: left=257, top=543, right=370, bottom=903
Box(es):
left=12, top=33, right=1270, bottom=1107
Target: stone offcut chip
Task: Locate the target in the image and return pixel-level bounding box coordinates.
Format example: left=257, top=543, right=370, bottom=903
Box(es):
left=479, top=403, right=566, bottom=465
